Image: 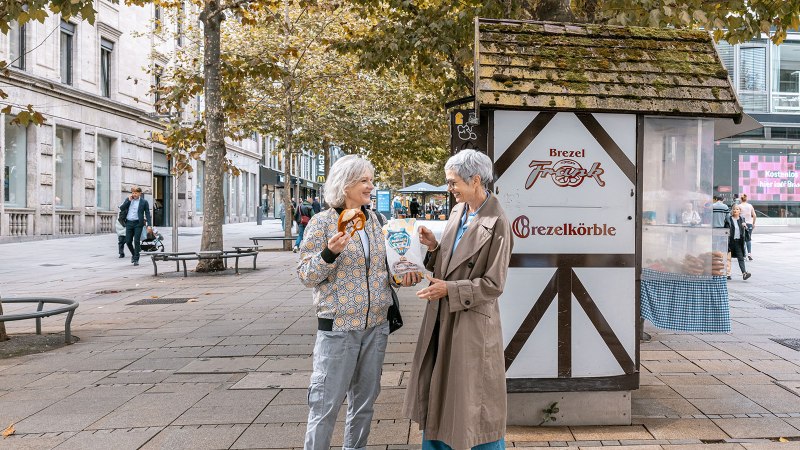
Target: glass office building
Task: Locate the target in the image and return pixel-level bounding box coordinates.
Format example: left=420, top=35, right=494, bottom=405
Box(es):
left=715, top=37, right=800, bottom=223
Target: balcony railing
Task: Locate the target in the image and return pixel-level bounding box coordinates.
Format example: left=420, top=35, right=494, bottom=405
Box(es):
left=98, top=212, right=116, bottom=234
left=57, top=211, right=79, bottom=235
left=5, top=208, right=34, bottom=237
left=771, top=92, right=800, bottom=112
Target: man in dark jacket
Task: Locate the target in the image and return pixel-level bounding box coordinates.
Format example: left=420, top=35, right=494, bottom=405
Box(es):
left=293, top=196, right=315, bottom=252
left=118, top=186, right=152, bottom=266
left=410, top=198, right=420, bottom=218
left=311, top=196, right=322, bottom=214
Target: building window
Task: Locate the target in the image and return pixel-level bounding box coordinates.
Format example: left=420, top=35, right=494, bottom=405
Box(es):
left=770, top=41, right=800, bottom=112
left=96, top=136, right=112, bottom=210
left=3, top=117, right=27, bottom=207
left=235, top=174, right=241, bottom=216
left=154, top=5, right=162, bottom=31
left=100, top=38, right=114, bottom=98
left=60, top=21, right=75, bottom=85
left=9, top=21, right=25, bottom=70
left=153, top=65, right=163, bottom=107
left=244, top=171, right=250, bottom=216
left=195, top=160, right=204, bottom=213
left=176, top=1, right=185, bottom=47
left=55, top=127, right=74, bottom=208
left=739, top=45, right=768, bottom=112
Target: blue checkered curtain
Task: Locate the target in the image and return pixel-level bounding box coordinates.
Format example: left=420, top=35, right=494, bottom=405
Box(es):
left=640, top=268, right=731, bottom=333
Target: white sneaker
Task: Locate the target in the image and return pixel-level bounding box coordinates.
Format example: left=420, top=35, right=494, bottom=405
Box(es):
left=292, top=246, right=298, bottom=253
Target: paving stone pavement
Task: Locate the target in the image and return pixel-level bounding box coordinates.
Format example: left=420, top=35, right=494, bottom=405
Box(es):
left=1, top=221, right=800, bottom=449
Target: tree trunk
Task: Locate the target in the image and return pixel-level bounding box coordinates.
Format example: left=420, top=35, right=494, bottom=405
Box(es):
left=401, top=166, right=406, bottom=188
left=196, top=1, right=226, bottom=272
left=282, top=98, right=295, bottom=250
left=0, top=301, right=8, bottom=341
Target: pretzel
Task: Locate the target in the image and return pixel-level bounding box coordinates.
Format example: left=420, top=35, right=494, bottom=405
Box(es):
left=337, top=208, right=366, bottom=236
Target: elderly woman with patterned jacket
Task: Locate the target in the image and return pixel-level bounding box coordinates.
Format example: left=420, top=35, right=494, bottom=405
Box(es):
left=297, top=155, right=419, bottom=450
left=405, top=149, right=513, bottom=450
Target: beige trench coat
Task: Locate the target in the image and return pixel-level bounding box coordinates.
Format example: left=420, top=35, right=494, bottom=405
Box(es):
left=403, top=194, right=513, bottom=449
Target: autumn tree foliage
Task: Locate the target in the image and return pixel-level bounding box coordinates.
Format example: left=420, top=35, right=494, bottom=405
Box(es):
left=341, top=0, right=800, bottom=99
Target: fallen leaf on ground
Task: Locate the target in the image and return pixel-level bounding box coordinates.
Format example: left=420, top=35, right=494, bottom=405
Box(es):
left=150, top=296, right=159, bottom=299
left=187, top=298, right=198, bottom=303
left=779, top=437, right=789, bottom=442
left=2, top=423, right=15, bottom=438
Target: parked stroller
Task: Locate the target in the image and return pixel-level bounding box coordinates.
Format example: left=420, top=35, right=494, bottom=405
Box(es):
left=140, top=226, right=165, bottom=252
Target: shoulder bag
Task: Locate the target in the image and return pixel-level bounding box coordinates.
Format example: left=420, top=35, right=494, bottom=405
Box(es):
left=376, top=212, right=403, bottom=333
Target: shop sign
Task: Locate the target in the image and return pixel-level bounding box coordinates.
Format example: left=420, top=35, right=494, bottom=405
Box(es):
left=493, top=111, right=637, bottom=380
left=450, top=109, right=487, bottom=154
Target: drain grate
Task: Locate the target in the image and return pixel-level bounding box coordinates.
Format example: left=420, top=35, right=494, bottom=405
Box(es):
left=770, top=338, right=800, bottom=351
left=127, top=298, right=192, bottom=305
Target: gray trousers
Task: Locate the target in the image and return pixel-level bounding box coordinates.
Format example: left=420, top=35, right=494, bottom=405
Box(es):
left=305, top=322, right=389, bottom=450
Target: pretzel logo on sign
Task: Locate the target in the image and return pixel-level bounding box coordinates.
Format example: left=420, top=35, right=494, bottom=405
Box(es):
left=525, top=159, right=606, bottom=189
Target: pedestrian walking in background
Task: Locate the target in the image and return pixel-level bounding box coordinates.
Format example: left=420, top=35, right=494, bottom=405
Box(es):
left=410, top=197, right=420, bottom=218
left=297, top=155, right=419, bottom=450
left=312, top=196, right=322, bottom=214
left=712, top=196, right=730, bottom=228
left=115, top=215, right=126, bottom=258
left=727, top=204, right=751, bottom=281
left=278, top=201, right=287, bottom=230
left=118, top=186, right=151, bottom=266
left=293, top=196, right=315, bottom=253
left=738, top=194, right=756, bottom=260
left=405, top=149, right=513, bottom=450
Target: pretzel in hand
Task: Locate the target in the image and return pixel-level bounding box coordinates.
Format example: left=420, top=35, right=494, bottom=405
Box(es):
left=338, top=208, right=367, bottom=236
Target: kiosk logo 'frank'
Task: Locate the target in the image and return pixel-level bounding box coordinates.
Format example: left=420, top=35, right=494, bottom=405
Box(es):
left=512, top=215, right=617, bottom=239
left=525, top=148, right=605, bottom=188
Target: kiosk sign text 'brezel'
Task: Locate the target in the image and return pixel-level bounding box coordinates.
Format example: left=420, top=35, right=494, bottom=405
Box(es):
left=493, top=111, right=637, bottom=387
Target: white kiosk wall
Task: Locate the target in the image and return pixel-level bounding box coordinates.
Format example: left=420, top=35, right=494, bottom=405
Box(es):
left=492, top=110, right=638, bottom=417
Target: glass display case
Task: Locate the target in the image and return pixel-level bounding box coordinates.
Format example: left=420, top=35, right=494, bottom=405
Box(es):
left=640, top=117, right=730, bottom=333
left=641, top=117, right=723, bottom=276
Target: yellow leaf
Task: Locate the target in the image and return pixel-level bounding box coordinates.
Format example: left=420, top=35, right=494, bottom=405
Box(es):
left=779, top=437, right=789, bottom=442
left=2, top=423, right=15, bottom=438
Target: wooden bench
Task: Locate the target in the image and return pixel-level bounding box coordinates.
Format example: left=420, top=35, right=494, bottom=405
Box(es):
left=0, top=297, right=79, bottom=343
left=142, top=250, right=259, bottom=277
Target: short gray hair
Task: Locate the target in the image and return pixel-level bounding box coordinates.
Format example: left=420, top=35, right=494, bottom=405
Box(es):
left=323, top=155, right=374, bottom=208
left=445, top=149, right=493, bottom=188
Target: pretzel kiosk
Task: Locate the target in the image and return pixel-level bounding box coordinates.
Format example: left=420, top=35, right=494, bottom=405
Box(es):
left=465, top=18, right=759, bottom=425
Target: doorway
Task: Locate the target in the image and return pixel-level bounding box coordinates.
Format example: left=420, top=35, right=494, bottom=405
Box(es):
left=152, top=174, right=171, bottom=227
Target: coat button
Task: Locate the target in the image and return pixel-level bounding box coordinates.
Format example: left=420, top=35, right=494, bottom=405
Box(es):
left=467, top=261, right=474, bottom=268
left=465, top=300, right=471, bottom=305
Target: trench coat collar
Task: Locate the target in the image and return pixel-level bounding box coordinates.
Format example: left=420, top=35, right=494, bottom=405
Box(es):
left=440, top=194, right=500, bottom=279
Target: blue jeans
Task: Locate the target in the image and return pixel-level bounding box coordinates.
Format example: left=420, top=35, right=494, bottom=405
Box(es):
left=295, top=224, right=306, bottom=248
left=422, top=433, right=505, bottom=450
left=745, top=223, right=753, bottom=254
left=304, top=322, right=389, bottom=450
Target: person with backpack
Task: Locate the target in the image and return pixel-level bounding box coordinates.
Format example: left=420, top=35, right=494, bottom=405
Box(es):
left=294, top=196, right=315, bottom=253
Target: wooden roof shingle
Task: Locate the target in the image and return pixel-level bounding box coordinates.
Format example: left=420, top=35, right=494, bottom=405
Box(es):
left=475, top=19, right=743, bottom=120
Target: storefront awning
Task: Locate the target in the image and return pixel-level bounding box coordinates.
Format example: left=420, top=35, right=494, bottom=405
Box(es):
left=714, top=113, right=762, bottom=140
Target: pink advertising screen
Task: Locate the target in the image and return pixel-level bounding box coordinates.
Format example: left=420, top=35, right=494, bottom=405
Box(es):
left=739, top=154, right=799, bottom=201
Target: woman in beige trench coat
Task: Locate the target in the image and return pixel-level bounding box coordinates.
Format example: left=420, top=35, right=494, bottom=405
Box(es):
left=404, top=149, right=513, bottom=450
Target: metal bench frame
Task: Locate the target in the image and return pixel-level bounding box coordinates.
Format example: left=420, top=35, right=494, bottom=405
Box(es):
left=143, top=250, right=259, bottom=277
left=0, top=297, right=79, bottom=344
left=249, top=236, right=298, bottom=245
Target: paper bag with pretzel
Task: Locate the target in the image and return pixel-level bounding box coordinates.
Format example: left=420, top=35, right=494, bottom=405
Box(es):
left=381, top=218, right=425, bottom=284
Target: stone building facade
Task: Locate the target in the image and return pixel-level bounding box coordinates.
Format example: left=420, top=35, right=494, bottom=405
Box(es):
left=0, top=1, right=263, bottom=241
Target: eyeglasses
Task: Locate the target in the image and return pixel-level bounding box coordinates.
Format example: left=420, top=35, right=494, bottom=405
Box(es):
left=445, top=179, right=461, bottom=189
